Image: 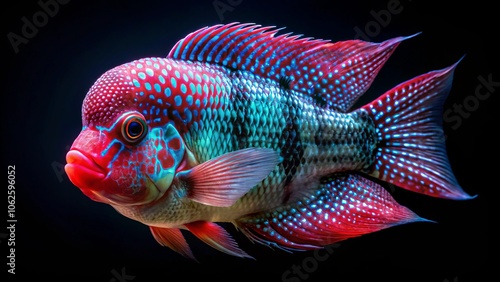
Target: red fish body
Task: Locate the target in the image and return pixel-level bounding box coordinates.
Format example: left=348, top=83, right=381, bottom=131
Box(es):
left=65, top=23, right=473, bottom=259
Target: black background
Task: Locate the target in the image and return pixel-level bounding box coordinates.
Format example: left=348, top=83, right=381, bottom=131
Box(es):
left=2, top=0, right=494, bottom=281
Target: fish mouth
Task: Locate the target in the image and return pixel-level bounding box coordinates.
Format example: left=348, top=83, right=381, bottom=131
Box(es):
left=65, top=150, right=108, bottom=190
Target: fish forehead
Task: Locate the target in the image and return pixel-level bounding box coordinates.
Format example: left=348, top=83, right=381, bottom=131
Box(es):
left=82, top=57, right=231, bottom=129
left=82, top=65, right=133, bottom=127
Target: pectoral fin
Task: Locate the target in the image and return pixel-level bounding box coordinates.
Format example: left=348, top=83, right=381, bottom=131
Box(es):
left=177, top=148, right=280, bottom=207
left=149, top=226, right=197, bottom=261
left=185, top=221, right=253, bottom=259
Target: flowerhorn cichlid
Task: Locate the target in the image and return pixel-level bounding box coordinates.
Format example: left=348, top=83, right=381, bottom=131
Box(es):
left=65, top=23, right=474, bottom=260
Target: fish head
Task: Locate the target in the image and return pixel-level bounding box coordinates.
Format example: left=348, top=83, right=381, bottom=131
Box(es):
left=65, top=60, right=187, bottom=206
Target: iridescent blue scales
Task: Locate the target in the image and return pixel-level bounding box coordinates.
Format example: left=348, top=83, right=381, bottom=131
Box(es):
left=66, top=23, right=474, bottom=260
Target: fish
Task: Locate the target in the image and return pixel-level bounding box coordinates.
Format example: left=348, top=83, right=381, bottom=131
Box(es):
left=65, top=22, right=474, bottom=260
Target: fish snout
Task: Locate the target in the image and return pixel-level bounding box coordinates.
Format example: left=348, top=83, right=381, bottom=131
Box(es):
left=65, top=149, right=108, bottom=192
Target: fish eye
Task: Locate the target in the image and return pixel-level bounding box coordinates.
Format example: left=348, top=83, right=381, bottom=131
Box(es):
left=121, top=113, right=147, bottom=144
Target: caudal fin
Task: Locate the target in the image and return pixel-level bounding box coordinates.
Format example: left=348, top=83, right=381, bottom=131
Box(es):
left=361, top=60, right=474, bottom=200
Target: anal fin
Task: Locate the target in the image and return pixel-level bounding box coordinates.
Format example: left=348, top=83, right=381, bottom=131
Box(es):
left=236, top=174, right=426, bottom=251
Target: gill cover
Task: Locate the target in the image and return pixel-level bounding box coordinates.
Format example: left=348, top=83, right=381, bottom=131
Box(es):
left=65, top=110, right=187, bottom=206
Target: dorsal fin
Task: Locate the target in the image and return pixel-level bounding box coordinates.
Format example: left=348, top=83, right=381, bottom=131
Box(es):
left=168, top=22, right=415, bottom=112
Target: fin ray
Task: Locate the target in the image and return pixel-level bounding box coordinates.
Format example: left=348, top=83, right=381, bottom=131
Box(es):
left=168, top=23, right=412, bottom=111
left=236, top=174, right=423, bottom=251
left=185, top=221, right=253, bottom=258
left=149, top=226, right=197, bottom=261
left=361, top=60, right=474, bottom=200
left=178, top=148, right=280, bottom=207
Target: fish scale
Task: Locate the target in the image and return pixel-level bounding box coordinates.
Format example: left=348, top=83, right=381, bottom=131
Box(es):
left=182, top=69, right=374, bottom=197
left=113, top=60, right=380, bottom=223
left=65, top=23, right=474, bottom=260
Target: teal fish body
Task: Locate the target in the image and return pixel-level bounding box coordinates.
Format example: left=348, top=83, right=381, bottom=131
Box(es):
left=113, top=63, right=377, bottom=222
left=65, top=23, right=473, bottom=259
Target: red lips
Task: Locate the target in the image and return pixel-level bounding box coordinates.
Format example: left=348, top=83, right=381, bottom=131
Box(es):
left=65, top=150, right=107, bottom=192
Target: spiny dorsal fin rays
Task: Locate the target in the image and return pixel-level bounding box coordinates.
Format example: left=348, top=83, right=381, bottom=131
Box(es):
left=167, top=22, right=415, bottom=112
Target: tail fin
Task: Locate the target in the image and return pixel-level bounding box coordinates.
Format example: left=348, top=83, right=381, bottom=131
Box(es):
left=361, top=60, right=474, bottom=200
